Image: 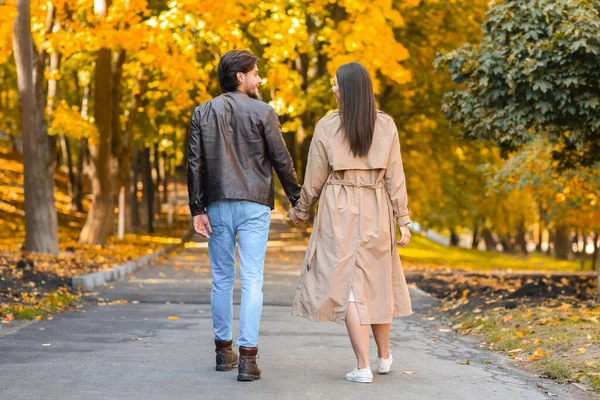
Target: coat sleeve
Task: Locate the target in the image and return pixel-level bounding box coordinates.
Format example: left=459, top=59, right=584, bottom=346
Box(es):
left=187, top=107, right=205, bottom=216
left=263, top=107, right=301, bottom=205
left=384, top=120, right=411, bottom=227
left=293, top=123, right=331, bottom=221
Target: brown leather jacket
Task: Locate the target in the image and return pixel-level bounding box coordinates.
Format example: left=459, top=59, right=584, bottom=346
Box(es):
left=187, top=91, right=301, bottom=216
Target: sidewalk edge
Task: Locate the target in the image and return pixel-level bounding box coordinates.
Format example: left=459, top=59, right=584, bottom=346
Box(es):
left=71, top=226, right=193, bottom=292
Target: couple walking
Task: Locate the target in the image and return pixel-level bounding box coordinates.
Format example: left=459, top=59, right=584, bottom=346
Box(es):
left=187, top=50, right=413, bottom=383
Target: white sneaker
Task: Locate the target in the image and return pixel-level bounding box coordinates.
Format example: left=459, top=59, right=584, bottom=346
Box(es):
left=345, top=366, right=373, bottom=383
left=377, top=351, right=393, bottom=373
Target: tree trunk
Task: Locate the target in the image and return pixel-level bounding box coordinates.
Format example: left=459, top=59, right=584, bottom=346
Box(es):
left=130, top=148, right=141, bottom=231
left=516, top=220, right=528, bottom=255
left=60, top=135, right=76, bottom=207
left=592, top=233, right=599, bottom=271
left=9, top=134, right=23, bottom=154
left=110, top=49, right=125, bottom=160
left=554, top=225, right=572, bottom=261
left=482, top=228, right=497, bottom=252
left=46, top=45, right=77, bottom=212
left=449, top=229, right=460, bottom=247
left=73, top=138, right=86, bottom=212
left=119, top=66, right=143, bottom=233
left=182, top=124, right=190, bottom=171
left=161, top=152, right=169, bottom=204
left=13, top=0, right=59, bottom=253
left=499, top=234, right=514, bottom=253
left=79, top=1, right=115, bottom=245
left=143, top=147, right=154, bottom=233
left=72, top=84, right=91, bottom=213
left=596, top=233, right=600, bottom=301
left=471, top=221, right=480, bottom=249
left=153, top=143, right=162, bottom=211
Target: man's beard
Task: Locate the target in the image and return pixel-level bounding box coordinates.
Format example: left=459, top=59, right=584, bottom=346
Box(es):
left=246, top=85, right=262, bottom=100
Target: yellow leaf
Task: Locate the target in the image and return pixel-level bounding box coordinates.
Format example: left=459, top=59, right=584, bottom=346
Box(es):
left=168, top=316, right=179, bottom=321
left=577, top=347, right=586, bottom=354
left=508, top=348, right=523, bottom=355
left=527, top=348, right=544, bottom=361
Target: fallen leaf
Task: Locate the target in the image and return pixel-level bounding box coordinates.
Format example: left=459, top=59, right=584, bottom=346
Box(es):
left=577, top=347, right=586, bottom=354
left=458, top=360, right=471, bottom=365
left=401, top=371, right=416, bottom=374
left=508, top=348, right=523, bottom=355
left=1, top=313, right=14, bottom=323
left=168, top=316, right=179, bottom=321
left=527, top=348, right=544, bottom=361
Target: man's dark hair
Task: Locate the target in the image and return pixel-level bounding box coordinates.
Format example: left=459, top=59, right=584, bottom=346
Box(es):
left=217, top=50, right=260, bottom=93
left=336, top=62, right=377, bottom=157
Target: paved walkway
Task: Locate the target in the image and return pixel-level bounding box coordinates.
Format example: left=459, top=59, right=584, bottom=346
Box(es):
left=0, top=214, right=591, bottom=399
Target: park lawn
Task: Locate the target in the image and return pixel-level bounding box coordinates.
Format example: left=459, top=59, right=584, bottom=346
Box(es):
left=0, top=146, right=190, bottom=323
left=400, top=233, right=585, bottom=272
left=403, top=234, right=600, bottom=392
left=435, top=300, right=600, bottom=392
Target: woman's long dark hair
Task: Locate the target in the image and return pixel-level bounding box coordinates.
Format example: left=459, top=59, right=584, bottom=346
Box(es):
left=336, top=62, right=377, bottom=157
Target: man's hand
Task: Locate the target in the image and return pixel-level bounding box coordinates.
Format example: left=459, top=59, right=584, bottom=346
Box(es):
left=287, top=208, right=302, bottom=225
left=398, top=224, right=411, bottom=248
left=193, top=214, right=212, bottom=239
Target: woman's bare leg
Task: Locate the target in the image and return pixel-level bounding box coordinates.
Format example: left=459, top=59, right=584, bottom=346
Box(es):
left=345, top=301, right=371, bottom=369
left=371, top=324, right=391, bottom=358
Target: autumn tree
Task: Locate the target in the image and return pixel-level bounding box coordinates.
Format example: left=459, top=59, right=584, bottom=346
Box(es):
left=12, top=0, right=59, bottom=253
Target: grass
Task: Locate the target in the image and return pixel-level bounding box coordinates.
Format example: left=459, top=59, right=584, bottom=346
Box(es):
left=399, top=233, right=584, bottom=272
left=446, top=302, right=600, bottom=391
left=2, top=290, right=79, bottom=321
left=541, top=358, right=573, bottom=382
left=587, top=375, right=600, bottom=392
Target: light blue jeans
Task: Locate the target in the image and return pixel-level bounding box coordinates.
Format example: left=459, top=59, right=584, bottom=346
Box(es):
left=206, top=200, right=271, bottom=348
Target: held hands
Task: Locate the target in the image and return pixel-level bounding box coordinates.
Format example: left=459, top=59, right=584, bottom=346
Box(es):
left=398, top=224, right=411, bottom=248
left=193, top=214, right=212, bottom=239
left=287, top=207, right=303, bottom=225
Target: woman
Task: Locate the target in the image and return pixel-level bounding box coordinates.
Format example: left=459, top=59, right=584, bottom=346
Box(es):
left=288, top=62, right=413, bottom=384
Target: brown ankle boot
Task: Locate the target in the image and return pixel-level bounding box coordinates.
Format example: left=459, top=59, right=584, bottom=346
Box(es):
left=237, top=346, right=261, bottom=381
left=215, top=340, right=238, bottom=371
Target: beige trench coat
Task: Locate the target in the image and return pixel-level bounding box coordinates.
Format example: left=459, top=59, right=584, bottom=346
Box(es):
left=291, top=111, right=413, bottom=325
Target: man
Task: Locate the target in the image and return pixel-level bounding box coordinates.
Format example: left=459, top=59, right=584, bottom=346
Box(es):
left=187, top=50, right=301, bottom=382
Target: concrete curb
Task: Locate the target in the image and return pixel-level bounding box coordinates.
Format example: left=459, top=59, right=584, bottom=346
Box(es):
left=71, top=227, right=193, bottom=292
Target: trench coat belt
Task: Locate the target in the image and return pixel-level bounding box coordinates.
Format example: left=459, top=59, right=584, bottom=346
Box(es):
left=305, top=178, right=385, bottom=271
left=326, top=179, right=385, bottom=189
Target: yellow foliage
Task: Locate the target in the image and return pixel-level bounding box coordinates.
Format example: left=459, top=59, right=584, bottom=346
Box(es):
left=0, top=0, right=16, bottom=64
left=48, top=100, right=97, bottom=139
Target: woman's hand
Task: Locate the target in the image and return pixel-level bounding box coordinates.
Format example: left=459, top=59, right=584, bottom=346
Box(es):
left=287, top=208, right=303, bottom=225
left=398, top=224, right=411, bottom=247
